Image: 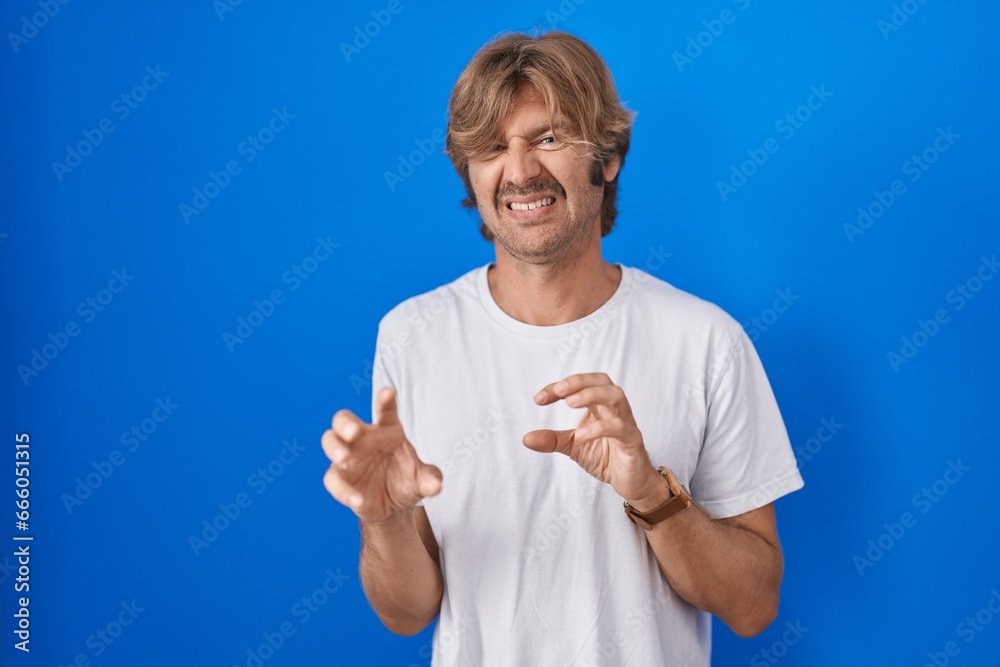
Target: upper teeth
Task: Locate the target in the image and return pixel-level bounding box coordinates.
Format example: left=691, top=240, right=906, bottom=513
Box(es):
left=510, top=197, right=555, bottom=211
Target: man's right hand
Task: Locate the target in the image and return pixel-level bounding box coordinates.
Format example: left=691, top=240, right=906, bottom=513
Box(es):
left=322, top=387, right=443, bottom=524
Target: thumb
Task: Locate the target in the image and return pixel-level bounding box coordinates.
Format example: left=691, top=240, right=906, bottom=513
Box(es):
left=523, top=428, right=575, bottom=456
left=374, top=386, right=400, bottom=426
left=416, top=463, right=443, bottom=498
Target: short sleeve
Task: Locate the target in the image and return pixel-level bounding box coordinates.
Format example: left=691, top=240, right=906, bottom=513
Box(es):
left=370, top=322, right=392, bottom=425
left=370, top=319, right=424, bottom=507
left=689, top=330, right=804, bottom=518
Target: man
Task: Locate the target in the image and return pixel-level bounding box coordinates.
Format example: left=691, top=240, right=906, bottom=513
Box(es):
left=322, top=30, right=803, bottom=666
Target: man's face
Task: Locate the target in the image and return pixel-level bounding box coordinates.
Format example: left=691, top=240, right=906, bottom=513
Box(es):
left=467, top=85, right=619, bottom=263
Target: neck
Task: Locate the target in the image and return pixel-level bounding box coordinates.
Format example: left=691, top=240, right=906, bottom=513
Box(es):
left=487, top=242, right=622, bottom=326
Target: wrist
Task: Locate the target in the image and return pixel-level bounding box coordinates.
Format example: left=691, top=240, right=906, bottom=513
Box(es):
left=361, top=506, right=417, bottom=531
left=626, top=467, right=674, bottom=513
left=623, top=466, right=693, bottom=531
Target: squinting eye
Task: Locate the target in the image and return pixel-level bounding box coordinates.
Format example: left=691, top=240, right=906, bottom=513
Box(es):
left=476, top=145, right=504, bottom=161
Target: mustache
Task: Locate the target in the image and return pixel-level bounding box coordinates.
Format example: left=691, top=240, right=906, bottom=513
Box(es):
left=496, top=180, right=566, bottom=206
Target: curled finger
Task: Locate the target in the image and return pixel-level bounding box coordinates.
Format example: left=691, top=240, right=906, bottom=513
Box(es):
left=323, top=464, right=365, bottom=509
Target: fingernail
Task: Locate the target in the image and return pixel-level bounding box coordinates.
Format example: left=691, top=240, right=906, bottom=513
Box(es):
left=534, top=391, right=546, bottom=403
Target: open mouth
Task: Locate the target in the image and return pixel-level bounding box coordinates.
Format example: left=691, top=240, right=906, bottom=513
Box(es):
left=507, top=197, right=556, bottom=211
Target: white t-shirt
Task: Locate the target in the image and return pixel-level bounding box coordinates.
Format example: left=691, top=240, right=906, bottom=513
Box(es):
left=370, top=262, right=804, bottom=666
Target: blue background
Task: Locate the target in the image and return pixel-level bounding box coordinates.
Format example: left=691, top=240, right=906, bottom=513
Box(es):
left=3, top=1, right=999, bottom=665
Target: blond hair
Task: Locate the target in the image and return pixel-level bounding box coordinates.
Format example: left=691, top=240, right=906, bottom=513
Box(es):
left=445, top=31, right=636, bottom=240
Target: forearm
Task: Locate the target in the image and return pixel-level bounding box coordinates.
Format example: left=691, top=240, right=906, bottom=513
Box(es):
left=359, top=509, right=443, bottom=635
left=643, top=503, right=782, bottom=636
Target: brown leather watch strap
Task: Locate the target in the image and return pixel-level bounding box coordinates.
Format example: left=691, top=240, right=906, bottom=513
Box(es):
left=623, top=466, right=692, bottom=531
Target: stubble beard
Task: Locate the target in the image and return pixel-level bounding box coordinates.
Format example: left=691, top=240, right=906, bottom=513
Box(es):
left=482, top=184, right=603, bottom=265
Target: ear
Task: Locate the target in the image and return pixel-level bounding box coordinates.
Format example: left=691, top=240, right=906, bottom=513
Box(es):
left=603, top=154, right=621, bottom=182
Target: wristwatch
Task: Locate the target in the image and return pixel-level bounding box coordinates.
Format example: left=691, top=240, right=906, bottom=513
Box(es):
left=623, top=466, right=692, bottom=530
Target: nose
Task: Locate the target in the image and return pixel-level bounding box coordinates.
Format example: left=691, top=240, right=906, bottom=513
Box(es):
left=504, top=137, right=542, bottom=185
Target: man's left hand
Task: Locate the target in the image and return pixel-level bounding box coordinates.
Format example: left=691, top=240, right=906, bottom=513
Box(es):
left=524, top=372, right=671, bottom=511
